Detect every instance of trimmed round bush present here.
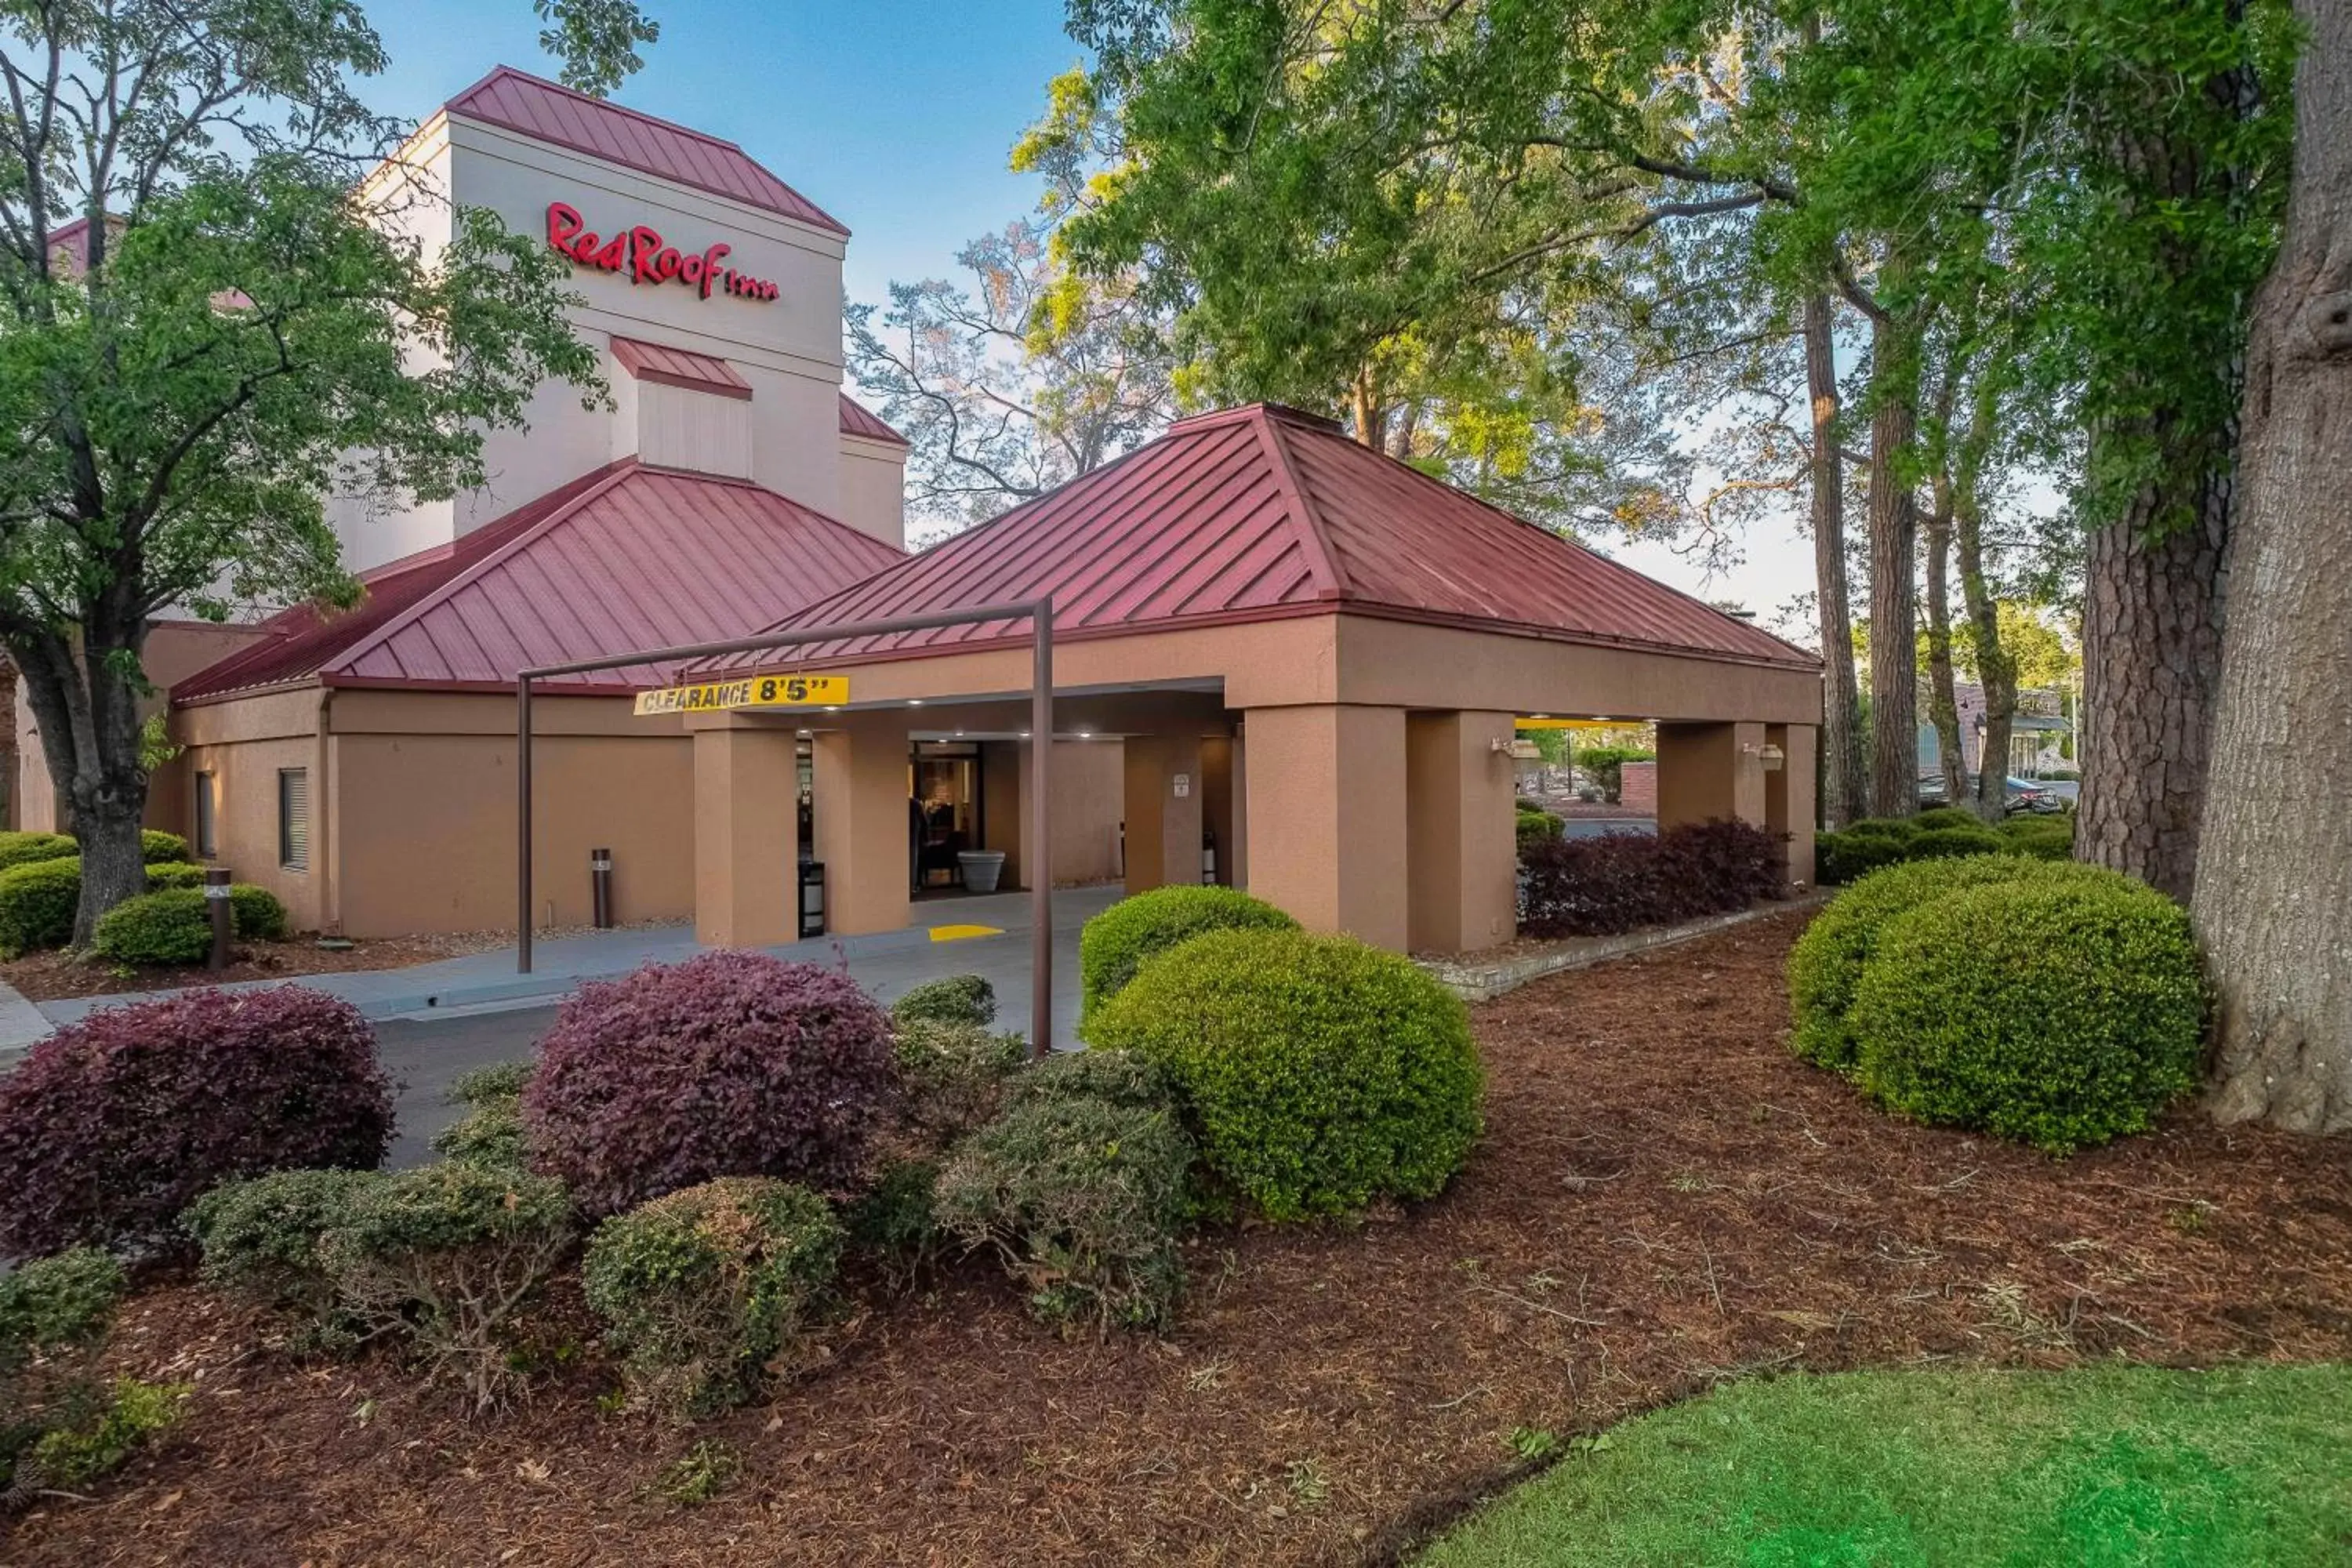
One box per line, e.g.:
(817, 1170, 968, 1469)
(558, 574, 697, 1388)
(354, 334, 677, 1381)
(1905, 825, 2010, 861)
(1087, 928, 1483, 1221)
(145, 862, 205, 890)
(1000, 1047, 1176, 1116)
(0, 1247, 126, 1377)
(1842, 818, 1921, 842)
(0, 831, 78, 873)
(1815, 829, 1907, 887)
(893, 1018, 1027, 1137)
(184, 1167, 384, 1334)
(890, 974, 996, 1029)
(1788, 856, 2113, 1074)
(1911, 806, 1985, 832)
(91, 887, 211, 964)
(0, 985, 393, 1258)
(1078, 885, 1298, 1025)
(228, 884, 289, 941)
(583, 1177, 843, 1417)
(1851, 878, 2205, 1152)
(523, 951, 896, 1218)
(0, 857, 81, 956)
(140, 830, 190, 865)
(1515, 809, 1562, 856)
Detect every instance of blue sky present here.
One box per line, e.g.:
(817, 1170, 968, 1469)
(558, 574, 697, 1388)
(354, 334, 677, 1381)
(367, 0, 1081, 310)
(361, 0, 1820, 619)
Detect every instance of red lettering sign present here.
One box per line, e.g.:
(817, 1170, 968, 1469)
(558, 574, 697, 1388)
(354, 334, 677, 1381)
(544, 201, 779, 305)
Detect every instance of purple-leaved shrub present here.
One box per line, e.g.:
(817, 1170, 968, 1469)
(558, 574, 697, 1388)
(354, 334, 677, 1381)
(523, 952, 895, 1217)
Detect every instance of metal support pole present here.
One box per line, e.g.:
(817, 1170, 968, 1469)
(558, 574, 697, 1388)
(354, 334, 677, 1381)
(517, 678, 534, 975)
(1029, 597, 1053, 1058)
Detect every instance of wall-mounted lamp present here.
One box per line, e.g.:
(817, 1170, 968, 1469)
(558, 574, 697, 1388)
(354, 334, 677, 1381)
(1759, 743, 1786, 772)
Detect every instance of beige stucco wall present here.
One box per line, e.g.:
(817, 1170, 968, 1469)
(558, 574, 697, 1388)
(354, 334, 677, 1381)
(837, 434, 909, 551)
(16, 619, 274, 837)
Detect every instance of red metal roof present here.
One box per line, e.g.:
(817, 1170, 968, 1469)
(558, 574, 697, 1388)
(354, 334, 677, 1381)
(445, 67, 848, 237)
(174, 459, 904, 701)
(692, 404, 1819, 676)
(838, 394, 908, 447)
(610, 336, 751, 400)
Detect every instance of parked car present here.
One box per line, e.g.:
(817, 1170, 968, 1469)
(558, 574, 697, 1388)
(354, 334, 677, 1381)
(1916, 773, 2065, 815)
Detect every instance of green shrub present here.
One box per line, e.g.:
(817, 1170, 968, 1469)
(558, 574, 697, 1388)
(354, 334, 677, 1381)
(1574, 745, 1654, 804)
(144, 862, 205, 890)
(1080, 884, 1299, 1025)
(935, 1091, 1192, 1331)
(433, 1098, 530, 1170)
(1906, 825, 2010, 861)
(229, 884, 289, 940)
(140, 830, 190, 865)
(1842, 818, 1921, 841)
(24, 1377, 189, 1487)
(184, 1168, 383, 1340)
(2000, 815, 2077, 861)
(1788, 857, 2111, 1074)
(894, 1018, 1028, 1137)
(1851, 879, 2206, 1152)
(1515, 810, 1561, 856)
(89, 887, 210, 964)
(0, 832, 78, 873)
(890, 974, 996, 1029)
(0, 857, 80, 956)
(0, 1248, 125, 1378)
(451, 1061, 535, 1105)
(318, 1163, 575, 1413)
(840, 1159, 943, 1290)
(1000, 1048, 1177, 1116)
(583, 1178, 842, 1418)
(1912, 806, 1985, 832)
(1088, 928, 1483, 1221)
(1815, 829, 1910, 887)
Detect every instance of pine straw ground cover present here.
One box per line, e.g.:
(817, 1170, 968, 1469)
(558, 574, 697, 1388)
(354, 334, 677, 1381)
(9, 909, 2352, 1566)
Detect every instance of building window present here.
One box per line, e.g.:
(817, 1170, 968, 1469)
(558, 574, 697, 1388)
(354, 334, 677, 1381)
(278, 768, 309, 871)
(194, 771, 216, 859)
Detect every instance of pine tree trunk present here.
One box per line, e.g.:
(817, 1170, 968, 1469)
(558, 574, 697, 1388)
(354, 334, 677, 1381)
(1922, 506, 1966, 803)
(1865, 313, 1920, 818)
(1806, 293, 1868, 827)
(2075, 477, 2227, 902)
(2198, 0, 2352, 1131)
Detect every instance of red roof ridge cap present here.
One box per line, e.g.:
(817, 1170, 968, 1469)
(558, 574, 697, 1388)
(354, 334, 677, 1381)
(448, 65, 754, 157)
(1250, 408, 1349, 601)
(318, 458, 645, 681)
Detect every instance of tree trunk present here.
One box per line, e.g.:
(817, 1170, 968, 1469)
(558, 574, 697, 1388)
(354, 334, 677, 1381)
(1805, 293, 1868, 827)
(13, 627, 154, 944)
(2198, 0, 2352, 1131)
(1952, 379, 2013, 823)
(2074, 473, 2227, 902)
(1865, 313, 1920, 818)
(1922, 504, 1966, 804)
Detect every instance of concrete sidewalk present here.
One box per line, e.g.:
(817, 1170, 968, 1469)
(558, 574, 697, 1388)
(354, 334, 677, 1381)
(1, 883, 1123, 1053)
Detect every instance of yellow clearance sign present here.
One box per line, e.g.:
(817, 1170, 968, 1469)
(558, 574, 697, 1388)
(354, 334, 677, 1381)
(633, 674, 850, 717)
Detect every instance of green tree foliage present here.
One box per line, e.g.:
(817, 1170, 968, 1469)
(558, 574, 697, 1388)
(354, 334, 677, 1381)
(0, 0, 615, 938)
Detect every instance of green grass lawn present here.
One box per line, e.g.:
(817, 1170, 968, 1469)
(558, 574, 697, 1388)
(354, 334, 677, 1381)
(1418, 1365, 2352, 1567)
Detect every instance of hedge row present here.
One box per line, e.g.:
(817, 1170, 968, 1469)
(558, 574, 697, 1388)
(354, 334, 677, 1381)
(0, 857, 287, 961)
(1519, 818, 1785, 938)
(1817, 810, 2074, 885)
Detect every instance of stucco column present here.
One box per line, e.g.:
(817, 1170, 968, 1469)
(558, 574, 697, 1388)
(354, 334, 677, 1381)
(1242, 703, 1409, 949)
(1123, 731, 1203, 891)
(980, 739, 1026, 889)
(812, 717, 911, 936)
(1768, 723, 1818, 887)
(692, 721, 798, 948)
(1656, 720, 1769, 829)
(1406, 710, 1519, 953)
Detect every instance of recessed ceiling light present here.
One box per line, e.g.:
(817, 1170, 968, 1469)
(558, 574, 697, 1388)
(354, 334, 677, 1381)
(908, 699, 924, 706)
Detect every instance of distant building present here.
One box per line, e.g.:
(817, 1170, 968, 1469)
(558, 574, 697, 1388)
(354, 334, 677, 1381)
(1917, 683, 2074, 779)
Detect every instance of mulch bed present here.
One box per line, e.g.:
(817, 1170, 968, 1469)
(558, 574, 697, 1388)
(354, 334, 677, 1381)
(10, 910, 2351, 1566)
(0, 936, 495, 1002)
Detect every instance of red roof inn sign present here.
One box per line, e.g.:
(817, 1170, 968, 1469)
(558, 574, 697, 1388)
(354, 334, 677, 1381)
(545, 201, 780, 303)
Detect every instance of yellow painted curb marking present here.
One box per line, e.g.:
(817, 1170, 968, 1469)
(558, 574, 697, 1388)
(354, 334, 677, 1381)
(927, 924, 1004, 943)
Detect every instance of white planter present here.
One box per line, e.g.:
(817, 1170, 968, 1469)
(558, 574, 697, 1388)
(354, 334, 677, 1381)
(957, 850, 1007, 894)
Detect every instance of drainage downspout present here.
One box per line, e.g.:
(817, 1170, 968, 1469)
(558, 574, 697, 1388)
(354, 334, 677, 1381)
(315, 685, 336, 935)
